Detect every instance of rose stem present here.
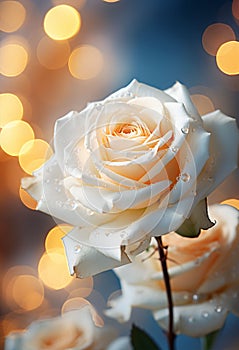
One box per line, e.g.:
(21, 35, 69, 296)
(155, 236, 175, 350)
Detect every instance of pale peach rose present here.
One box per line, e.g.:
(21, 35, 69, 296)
(4, 306, 116, 350)
(22, 80, 238, 277)
(105, 204, 239, 337)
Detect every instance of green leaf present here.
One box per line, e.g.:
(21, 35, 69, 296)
(200, 330, 220, 350)
(130, 324, 161, 350)
(176, 198, 215, 238)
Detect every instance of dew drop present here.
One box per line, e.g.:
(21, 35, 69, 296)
(202, 311, 209, 318)
(56, 200, 63, 207)
(44, 179, 51, 184)
(74, 245, 81, 253)
(188, 316, 195, 323)
(215, 305, 223, 313)
(171, 146, 179, 153)
(181, 127, 189, 134)
(192, 294, 200, 302)
(181, 173, 190, 182)
(208, 177, 214, 182)
(65, 199, 77, 211)
(55, 186, 62, 193)
(191, 127, 196, 133)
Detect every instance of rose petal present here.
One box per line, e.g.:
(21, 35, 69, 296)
(164, 81, 202, 123)
(62, 234, 131, 278)
(154, 298, 228, 337)
(106, 337, 132, 350)
(195, 110, 238, 203)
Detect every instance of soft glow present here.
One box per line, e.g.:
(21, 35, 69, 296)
(68, 45, 103, 79)
(216, 41, 239, 75)
(52, 0, 86, 8)
(190, 94, 214, 116)
(3, 265, 36, 309)
(0, 93, 23, 127)
(12, 275, 44, 311)
(45, 224, 73, 254)
(0, 1, 26, 33)
(38, 252, 73, 290)
(19, 187, 37, 210)
(0, 43, 28, 77)
(232, 0, 239, 20)
(0, 120, 34, 156)
(18, 139, 53, 175)
(202, 23, 236, 56)
(44, 5, 81, 41)
(221, 198, 239, 210)
(103, 0, 120, 2)
(37, 36, 71, 70)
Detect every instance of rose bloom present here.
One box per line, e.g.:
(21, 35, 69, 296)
(22, 80, 238, 277)
(105, 204, 239, 337)
(4, 306, 116, 350)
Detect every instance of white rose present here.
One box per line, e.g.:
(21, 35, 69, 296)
(4, 306, 116, 350)
(22, 80, 238, 277)
(105, 204, 239, 337)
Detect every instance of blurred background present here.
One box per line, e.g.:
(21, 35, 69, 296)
(0, 0, 239, 349)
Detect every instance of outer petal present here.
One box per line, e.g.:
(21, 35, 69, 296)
(63, 234, 131, 278)
(154, 299, 228, 337)
(164, 81, 202, 123)
(4, 333, 24, 350)
(106, 79, 175, 104)
(195, 110, 238, 204)
(106, 337, 132, 350)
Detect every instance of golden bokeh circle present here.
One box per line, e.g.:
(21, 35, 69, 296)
(0, 120, 34, 156)
(38, 252, 73, 290)
(0, 43, 28, 77)
(216, 40, 239, 75)
(18, 139, 53, 175)
(0, 1, 26, 33)
(44, 5, 81, 41)
(68, 45, 104, 80)
(202, 23, 236, 56)
(37, 36, 71, 70)
(0, 93, 23, 127)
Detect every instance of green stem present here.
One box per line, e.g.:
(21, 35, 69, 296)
(155, 236, 175, 350)
(200, 331, 219, 350)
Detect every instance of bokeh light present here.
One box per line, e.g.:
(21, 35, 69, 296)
(232, 0, 239, 20)
(18, 139, 53, 175)
(0, 120, 34, 156)
(37, 36, 71, 70)
(190, 94, 214, 115)
(52, 0, 86, 8)
(68, 45, 104, 79)
(38, 252, 73, 290)
(0, 1, 26, 33)
(103, 0, 120, 3)
(221, 198, 239, 210)
(19, 187, 37, 210)
(45, 224, 73, 254)
(0, 43, 28, 77)
(0, 93, 23, 127)
(216, 40, 239, 75)
(12, 275, 44, 311)
(202, 23, 236, 56)
(43, 5, 81, 41)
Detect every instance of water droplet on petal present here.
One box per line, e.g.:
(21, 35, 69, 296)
(208, 177, 214, 182)
(192, 294, 200, 302)
(188, 316, 195, 323)
(74, 245, 81, 253)
(191, 127, 196, 132)
(55, 186, 62, 193)
(215, 305, 223, 313)
(202, 311, 209, 318)
(171, 146, 179, 153)
(44, 179, 51, 184)
(181, 127, 189, 134)
(56, 200, 63, 207)
(181, 173, 190, 182)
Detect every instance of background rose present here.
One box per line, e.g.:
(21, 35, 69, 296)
(4, 306, 116, 350)
(105, 204, 239, 337)
(22, 80, 238, 277)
